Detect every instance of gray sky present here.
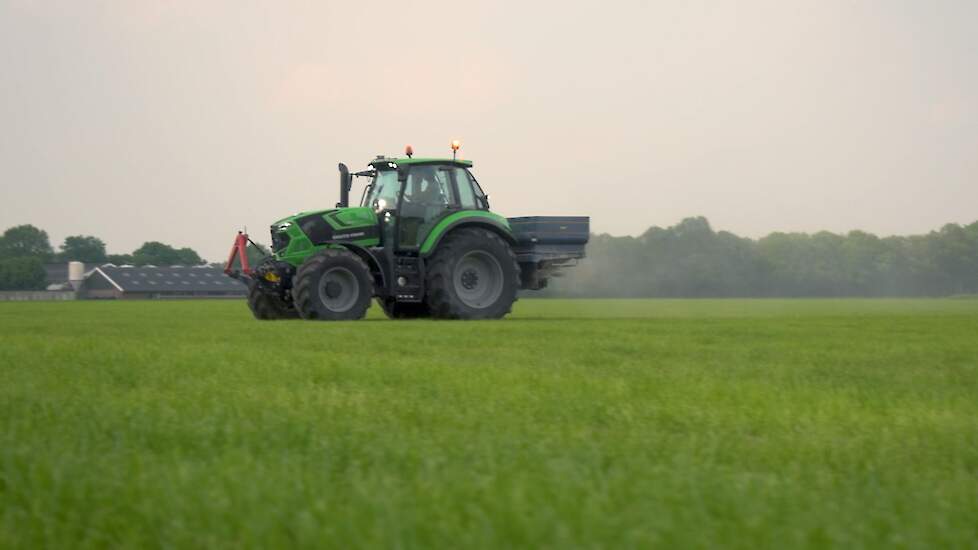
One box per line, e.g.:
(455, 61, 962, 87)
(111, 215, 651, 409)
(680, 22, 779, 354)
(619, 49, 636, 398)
(1, 1, 975, 261)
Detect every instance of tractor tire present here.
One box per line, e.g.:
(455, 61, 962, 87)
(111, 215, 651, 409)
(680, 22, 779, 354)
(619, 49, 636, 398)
(247, 283, 299, 320)
(377, 298, 431, 319)
(292, 248, 373, 321)
(425, 227, 520, 320)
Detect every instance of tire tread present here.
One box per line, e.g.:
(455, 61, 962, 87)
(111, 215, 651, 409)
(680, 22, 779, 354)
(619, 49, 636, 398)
(247, 283, 298, 320)
(425, 228, 519, 320)
(292, 248, 373, 320)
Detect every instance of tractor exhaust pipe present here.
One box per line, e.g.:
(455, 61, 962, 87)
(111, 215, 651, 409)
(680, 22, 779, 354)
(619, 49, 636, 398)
(337, 163, 351, 208)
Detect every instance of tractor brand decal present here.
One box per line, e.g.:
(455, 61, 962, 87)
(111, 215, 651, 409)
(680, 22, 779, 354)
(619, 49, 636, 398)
(333, 226, 379, 241)
(333, 231, 366, 240)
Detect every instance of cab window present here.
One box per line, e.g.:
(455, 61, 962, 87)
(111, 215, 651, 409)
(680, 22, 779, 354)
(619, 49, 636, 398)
(454, 168, 481, 210)
(405, 167, 455, 206)
(363, 170, 399, 211)
(399, 166, 456, 246)
(471, 175, 489, 209)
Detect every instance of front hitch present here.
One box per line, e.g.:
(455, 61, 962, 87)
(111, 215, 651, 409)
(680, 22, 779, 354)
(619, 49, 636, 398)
(224, 231, 254, 280)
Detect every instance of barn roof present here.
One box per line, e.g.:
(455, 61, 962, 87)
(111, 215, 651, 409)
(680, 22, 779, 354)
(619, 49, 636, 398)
(93, 266, 247, 293)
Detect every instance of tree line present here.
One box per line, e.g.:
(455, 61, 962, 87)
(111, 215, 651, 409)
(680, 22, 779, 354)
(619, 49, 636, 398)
(3, 218, 976, 295)
(0, 224, 206, 290)
(544, 217, 978, 298)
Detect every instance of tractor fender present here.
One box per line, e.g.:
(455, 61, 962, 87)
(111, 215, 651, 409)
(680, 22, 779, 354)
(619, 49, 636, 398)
(333, 243, 386, 291)
(420, 216, 516, 257)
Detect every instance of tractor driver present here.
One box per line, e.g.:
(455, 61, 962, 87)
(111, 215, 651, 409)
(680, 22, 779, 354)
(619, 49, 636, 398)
(406, 167, 450, 207)
(400, 167, 452, 245)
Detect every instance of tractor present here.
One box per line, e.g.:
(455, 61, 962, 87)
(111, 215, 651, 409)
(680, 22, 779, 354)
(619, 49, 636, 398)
(225, 143, 588, 320)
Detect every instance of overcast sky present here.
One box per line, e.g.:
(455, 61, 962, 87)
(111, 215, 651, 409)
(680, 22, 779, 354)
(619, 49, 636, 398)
(1, 1, 975, 261)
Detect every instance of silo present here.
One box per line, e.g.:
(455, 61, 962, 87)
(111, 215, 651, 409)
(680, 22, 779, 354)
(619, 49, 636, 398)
(68, 261, 85, 290)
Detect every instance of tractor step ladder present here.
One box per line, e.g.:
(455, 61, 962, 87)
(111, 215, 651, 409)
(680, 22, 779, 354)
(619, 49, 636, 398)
(393, 256, 424, 303)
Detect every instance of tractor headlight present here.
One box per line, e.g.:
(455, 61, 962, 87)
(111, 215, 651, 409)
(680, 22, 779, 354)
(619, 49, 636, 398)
(276, 222, 292, 232)
(374, 198, 387, 213)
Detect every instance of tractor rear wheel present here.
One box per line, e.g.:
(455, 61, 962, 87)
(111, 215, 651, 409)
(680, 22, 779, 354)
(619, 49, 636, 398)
(425, 227, 519, 320)
(247, 283, 299, 320)
(377, 298, 430, 319)
(292, 248, 373, 320)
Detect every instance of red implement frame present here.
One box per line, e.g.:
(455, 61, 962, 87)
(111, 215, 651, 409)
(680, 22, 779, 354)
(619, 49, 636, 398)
(224, 231, 252, 277)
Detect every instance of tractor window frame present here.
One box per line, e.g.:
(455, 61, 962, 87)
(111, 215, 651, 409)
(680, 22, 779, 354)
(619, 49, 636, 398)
(452, 168, 486, 211)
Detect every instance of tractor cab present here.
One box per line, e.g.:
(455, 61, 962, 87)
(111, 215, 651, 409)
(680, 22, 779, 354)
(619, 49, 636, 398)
(355, 156, 489, 250)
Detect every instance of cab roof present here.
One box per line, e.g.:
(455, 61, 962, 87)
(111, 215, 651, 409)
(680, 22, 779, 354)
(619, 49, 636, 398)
(368, 156, 473, 169)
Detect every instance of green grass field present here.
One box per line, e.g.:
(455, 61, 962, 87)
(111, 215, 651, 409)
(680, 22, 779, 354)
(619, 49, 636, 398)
(1, 299, 977, 549)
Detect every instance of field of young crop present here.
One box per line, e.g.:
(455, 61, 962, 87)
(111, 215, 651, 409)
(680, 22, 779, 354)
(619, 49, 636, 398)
(1, 298, 976, 548)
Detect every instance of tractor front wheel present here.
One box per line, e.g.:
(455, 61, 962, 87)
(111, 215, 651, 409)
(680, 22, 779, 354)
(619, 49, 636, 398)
(247, 283, 299, 320)
(425, 228, 519, 320)
(292, 248, 373, 321)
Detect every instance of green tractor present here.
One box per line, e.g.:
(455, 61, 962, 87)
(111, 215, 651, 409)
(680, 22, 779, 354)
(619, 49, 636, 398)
(225, 144, 588, 320)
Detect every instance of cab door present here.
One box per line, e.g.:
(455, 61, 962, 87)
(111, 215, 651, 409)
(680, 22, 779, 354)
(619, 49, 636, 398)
(397, 165, 459, 249)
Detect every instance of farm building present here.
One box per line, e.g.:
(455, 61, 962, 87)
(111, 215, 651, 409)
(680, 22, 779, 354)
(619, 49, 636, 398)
(43, 261, 87, 291)
(43, 263, 72, 290)
(80, 265, 247, 299)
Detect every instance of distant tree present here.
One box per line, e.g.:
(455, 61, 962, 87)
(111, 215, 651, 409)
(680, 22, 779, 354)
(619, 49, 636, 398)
(545, 217, 978, 298)
(106, 253, 134, 265)
(0, 257, 46, 290)
(132, 242, 175, 265)
(58, 235, 107, 263)
(930, 223, 978, 295)
(175, 247, 205, 266)
(131, 242, 205, 266)
(0, 225, 53, 261)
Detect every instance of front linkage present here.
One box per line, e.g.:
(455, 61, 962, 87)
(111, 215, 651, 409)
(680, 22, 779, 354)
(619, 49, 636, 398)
(224, 231, 298, 319)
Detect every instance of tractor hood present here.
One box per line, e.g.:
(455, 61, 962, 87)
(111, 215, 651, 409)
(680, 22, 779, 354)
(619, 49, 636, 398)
(270, 207, 380, 263)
